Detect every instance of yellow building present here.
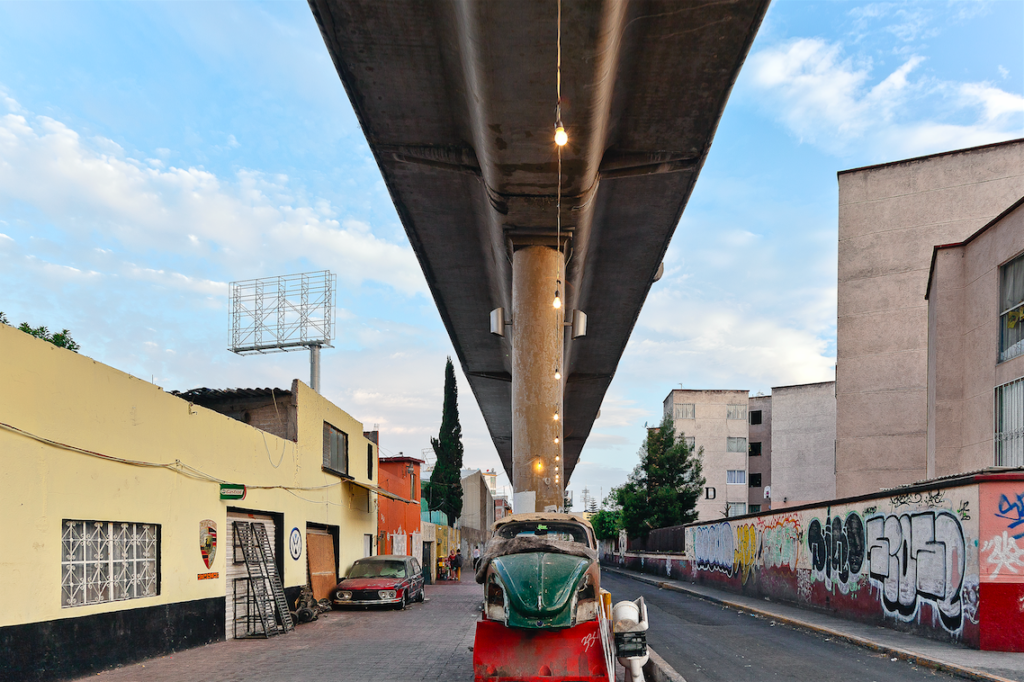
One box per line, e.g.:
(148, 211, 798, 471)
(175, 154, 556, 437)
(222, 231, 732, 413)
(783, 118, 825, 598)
(0, 323, 382, 679)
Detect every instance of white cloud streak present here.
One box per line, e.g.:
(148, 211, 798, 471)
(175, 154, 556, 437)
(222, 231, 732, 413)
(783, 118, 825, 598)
(747, 38, 1024, 159)
(0, 104, 426, 296)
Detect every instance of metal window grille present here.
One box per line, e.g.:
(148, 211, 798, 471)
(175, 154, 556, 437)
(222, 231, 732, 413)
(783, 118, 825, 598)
(323, 423, 349, 474)
(996, 378, 1024, 467)
(674, 403, 695, 420)
(727, 437, 747, 453)
(727, 470, 746, 484)
(61, 521, 158, 608)
(749, 410, 762, 425)
(727, 404, 747, 420)
(749, 473, 762, 488)
(749, 442, 762, 457)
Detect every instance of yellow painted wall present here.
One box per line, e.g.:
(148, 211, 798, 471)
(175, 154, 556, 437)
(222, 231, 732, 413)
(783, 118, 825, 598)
(0, 324, 377, 628)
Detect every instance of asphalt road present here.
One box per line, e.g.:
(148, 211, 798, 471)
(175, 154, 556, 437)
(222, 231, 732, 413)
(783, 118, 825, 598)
(600, 572, 963, 682)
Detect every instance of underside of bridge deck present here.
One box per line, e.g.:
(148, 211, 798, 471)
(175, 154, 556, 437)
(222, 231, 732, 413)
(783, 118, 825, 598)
(310, 0, 769, 484)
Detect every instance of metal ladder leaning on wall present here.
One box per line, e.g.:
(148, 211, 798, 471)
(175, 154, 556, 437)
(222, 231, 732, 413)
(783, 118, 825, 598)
(233, 521, 295, 637)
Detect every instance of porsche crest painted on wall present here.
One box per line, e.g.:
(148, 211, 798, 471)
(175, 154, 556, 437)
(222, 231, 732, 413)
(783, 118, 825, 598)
(200, 520, 217, 569)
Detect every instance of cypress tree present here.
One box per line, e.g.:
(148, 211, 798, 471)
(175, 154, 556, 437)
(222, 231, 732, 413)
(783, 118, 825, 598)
(427, 357, 464, 525)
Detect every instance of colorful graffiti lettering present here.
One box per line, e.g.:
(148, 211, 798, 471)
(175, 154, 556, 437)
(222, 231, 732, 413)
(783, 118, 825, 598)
(808, 513, 865, 590)
(758, 515, 801, 571)
(981, 531, 1024, 577)
(692, 522, 734, 576)
(995, 493, 1024, 540)
(866, 511, 966, 632)
(734, 524, 758, 584)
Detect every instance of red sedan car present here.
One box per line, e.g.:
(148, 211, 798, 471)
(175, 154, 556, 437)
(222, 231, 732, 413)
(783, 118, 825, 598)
(332, 555, 425, 610)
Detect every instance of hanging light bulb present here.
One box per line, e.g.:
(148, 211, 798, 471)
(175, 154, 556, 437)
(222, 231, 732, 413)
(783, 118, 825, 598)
(553, 289, 562, 309)
(556, 456, 560, 461)
(553, 411, 559, 421)
(554, 370, 561, 380)
(554, 124, 568, 147)
(554, 437, 559, 444)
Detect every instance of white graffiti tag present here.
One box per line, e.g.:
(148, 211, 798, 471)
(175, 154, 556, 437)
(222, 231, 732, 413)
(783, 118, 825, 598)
(865, 511, 966, 632)
(982, 531, 1024, 577)
(692, 522, 734, 576)
(581, 632, 600, 652)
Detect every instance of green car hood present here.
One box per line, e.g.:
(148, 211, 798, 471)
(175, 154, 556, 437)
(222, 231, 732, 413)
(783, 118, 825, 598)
(492, 552, 592, 629)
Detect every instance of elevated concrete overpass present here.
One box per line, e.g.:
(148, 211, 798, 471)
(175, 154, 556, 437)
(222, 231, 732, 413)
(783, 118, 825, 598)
(310, 0, 769, 502)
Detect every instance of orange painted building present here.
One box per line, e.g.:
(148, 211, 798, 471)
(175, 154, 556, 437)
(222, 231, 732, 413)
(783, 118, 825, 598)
(377, 455, 423, 557)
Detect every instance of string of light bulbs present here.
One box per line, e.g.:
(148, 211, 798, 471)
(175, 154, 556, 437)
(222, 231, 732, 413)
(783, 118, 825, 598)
(552, 0, 566, 490)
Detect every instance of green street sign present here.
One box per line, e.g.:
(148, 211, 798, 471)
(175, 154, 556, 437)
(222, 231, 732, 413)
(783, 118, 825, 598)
(220, 484, 246, 500)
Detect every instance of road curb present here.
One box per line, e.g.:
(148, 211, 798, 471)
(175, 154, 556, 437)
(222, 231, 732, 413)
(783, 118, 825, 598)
(643, 646, 687, 682)
(603, 567, 1015, 682)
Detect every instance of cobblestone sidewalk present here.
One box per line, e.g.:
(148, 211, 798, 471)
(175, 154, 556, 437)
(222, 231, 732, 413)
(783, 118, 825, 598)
(77, 581, 481, 682)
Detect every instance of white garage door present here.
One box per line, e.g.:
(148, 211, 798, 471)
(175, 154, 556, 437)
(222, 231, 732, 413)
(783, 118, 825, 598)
(225, 511, 277, 640)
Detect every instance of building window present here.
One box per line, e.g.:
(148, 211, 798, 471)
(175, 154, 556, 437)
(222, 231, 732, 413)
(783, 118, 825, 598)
(323, 422, 349, 475)
(749, 504, 762, 513)
(996, 378, 1024, 467)
(1000, 253, 1024, 363)
(727, 502, 746, 517)
(749, 410, 762, 425)
(749, 473, 762, 488)
(749, 442, 762, 457)
(367, 444, 374, 480)
(727, 437, 747, 453)
(61, 520, 158, 608)
(727, 404, 747, 420)
(674, 403, 695, 420)
(727, 470, 746, 485)
(683, 436, 695, 449)
(411, 472, 417, 501)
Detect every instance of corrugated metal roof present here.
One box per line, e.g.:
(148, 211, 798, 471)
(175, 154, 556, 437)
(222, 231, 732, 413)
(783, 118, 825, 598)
(170, 387, 291, 401)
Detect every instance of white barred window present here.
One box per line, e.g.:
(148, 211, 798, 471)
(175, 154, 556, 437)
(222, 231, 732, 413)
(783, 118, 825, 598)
(673, 403, 695, 420)
(727, 470, 746, 484)
(61, 521, 158, 608)
(996, 379, 1024, 467)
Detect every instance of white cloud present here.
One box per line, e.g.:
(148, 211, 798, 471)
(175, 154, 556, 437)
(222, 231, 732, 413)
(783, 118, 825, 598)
(628, 287, 836, 391)
(747, 38, 1024, 159)
(0, 104, 427, 296)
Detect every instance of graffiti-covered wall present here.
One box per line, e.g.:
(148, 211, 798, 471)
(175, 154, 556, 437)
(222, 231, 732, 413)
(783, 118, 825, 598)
(601, 473, 1024, 651)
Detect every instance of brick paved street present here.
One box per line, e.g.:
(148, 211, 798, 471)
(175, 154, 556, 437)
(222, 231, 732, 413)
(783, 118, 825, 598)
(77, 580, 480, 682)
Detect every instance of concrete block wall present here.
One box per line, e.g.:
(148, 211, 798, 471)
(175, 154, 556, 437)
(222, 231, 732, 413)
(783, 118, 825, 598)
(602, 471, 1024, 651)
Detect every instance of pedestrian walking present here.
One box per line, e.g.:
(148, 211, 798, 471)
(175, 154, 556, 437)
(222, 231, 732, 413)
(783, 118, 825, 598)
(454, 549, 463, 581)
(472, 545, 481, 571)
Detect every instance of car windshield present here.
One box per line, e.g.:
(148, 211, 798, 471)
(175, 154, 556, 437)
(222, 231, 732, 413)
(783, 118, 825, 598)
(348, 560, 407, 579)
(496, 522, 589, 544)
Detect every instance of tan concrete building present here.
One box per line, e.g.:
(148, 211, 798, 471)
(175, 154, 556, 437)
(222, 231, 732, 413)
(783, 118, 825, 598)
(927, 196, 1024, 473)
(746, 394, 771, 513)
(770, 381, 837, 508)
(836, 139, 1024, 497)
(459, 469, 496, 556)
(664, 389, 750, 520)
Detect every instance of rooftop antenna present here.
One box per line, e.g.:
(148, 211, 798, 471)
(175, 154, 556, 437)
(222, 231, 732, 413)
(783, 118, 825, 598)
(228, 270, 337, 393)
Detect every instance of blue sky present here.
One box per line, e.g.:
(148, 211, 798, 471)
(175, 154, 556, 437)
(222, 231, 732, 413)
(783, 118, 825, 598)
(1, 1, 1021, 508)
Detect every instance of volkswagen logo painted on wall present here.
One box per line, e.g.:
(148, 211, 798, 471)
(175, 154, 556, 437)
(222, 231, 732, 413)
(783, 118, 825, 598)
(289, 527, 302, 560)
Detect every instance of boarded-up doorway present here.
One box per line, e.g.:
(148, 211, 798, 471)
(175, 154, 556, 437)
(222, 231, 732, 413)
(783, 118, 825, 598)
(306, 525, 337, 601)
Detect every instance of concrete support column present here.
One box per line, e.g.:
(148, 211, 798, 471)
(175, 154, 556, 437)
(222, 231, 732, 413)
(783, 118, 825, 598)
(511, 245, 564, 513)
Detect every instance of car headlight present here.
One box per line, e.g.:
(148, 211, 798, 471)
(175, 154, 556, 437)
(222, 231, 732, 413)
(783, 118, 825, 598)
(337, 591, 352, 600)
(378, 590, 397, 599)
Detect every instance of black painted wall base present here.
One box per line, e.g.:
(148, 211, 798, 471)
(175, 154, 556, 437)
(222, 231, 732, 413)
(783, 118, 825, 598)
(0, 597, 225, 682)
